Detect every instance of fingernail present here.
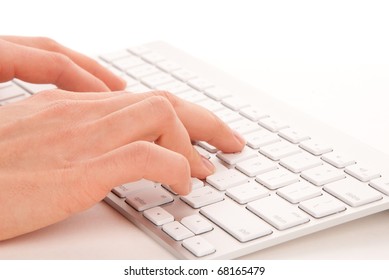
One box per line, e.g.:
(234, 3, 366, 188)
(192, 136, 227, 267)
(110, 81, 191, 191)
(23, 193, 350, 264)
(201, 155, 215, 174)
(233, 130, 246, 145)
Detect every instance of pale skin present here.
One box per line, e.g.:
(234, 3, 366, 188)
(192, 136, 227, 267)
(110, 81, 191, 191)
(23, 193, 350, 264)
(0, 36, 246, 241)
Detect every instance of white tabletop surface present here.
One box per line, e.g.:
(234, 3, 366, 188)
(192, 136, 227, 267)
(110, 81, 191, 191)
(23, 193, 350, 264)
(1, 0, 389, 260)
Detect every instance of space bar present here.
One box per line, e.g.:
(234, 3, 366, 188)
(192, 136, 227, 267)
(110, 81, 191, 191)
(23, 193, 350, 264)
(200, 200, 272, 242)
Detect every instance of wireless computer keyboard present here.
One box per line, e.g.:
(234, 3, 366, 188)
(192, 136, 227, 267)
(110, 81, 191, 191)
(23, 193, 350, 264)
(1, 41, 388, 260)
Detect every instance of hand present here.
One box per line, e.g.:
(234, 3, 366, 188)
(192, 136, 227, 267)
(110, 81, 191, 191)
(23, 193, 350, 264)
(0, 90, 246, 241)
(0, 35, 126, 91)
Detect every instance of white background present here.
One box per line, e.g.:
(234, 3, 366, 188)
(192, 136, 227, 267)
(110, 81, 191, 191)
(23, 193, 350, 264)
(2, 0, 389, 154)
(1, 0, 389, 262)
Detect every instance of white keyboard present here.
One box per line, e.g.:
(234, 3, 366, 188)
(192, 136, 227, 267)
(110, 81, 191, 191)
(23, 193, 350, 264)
(1, 41, 389, 259)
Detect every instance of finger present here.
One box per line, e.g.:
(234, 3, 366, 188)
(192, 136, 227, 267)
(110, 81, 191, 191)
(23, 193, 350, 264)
(85, 96, 214, 179)
(0, 36, 126, 91)
(0, 39, 110, 92)
(83, 141, 192, 196)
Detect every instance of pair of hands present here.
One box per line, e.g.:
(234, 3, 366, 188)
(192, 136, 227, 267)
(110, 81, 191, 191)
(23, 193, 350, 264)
(0, 36, 245, 240)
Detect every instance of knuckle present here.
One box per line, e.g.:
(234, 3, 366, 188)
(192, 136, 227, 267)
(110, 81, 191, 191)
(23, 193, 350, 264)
(130, 141, 152, 177)
(153, 90, 179, 107)
(145, 95, 177, 124)
(37, 36, 61, 52)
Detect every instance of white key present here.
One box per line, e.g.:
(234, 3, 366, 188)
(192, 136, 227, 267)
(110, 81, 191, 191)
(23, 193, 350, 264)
(259, 140, 301, 160)
(141, 52, 165, 64)
(0, 93, 30, 105)
(126, 64, 159, 78)
(178, 90, 208, 103)
(256, 168, 299, 190)
(277, 181, 321, 203)
(259, 117, 289, 132)
(214, 109, 244, 123)
(226, 181, 269, 204)
(126, 84, 151, 94)
(141, 73, 175, 88)
(156, 60, 181, 72)
(204, 87, 232, 101)
(370, 177, 389, 196)
(161, 184, 178, 195)
(210, 158, 229, 173)
(0, 82, 12, 89)
(299, 140, 333, 156)
(125, 186, 173, 211)
(201, 200, 272, 242)
(191, 178, 205, 190)
(14, 80, 56, 94)
(182, 236, 216, 257)
(194, 145, 210, 159)
(198, 141, 218, 153)
(181, 215, 213, 234)
(247, 195, 310, 230)
(158, 81, 191, 94)
(221, 96, 249, 111)
(113, 56, 144, 70)
(181, 186, 224, 208)
(245, 130, 281, 149)
(0, 85, 27, 101)
(324, 178, 383, 207)
(127, 46, 151, 56)
(321, 152, 356, 168)
(172, 69, 197, 81)
(216, 147, 258, 165)
(299, 193, 346, 218)
(121, 74, 140, 87)
(206, 169, 249, 191)
(301, 164, 346, 186)
(280, 152, 323, 173)
(236, 156, 278, 177)
(278, 128, 310, 144)
(100, 50, 131, 62)
(239, 106, 268, 121)
(162, 221, 194, 241)
(112, 179, 156, 198)
(143, 206, 174, 226)
(197, 99, 225, 112)
(228, 119, 262, 135)
(345, 164, 381, 182)
(187, 78, 214, 91)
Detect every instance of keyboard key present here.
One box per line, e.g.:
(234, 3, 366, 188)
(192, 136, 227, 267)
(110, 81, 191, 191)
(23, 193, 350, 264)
(125, 186, 173, 211)
(172, 69, 197, 81)
(247, 195, 310, 230)
(0, 84, 28, 101)
(198, 141, 218, 153)
(143, 206, 174, 226)
(126, 83, 151, 94)
(216, 147, 258, 165)
(182, 236, 216, 257)
(278, 128, 310, 144)
(181, 186, 224, 208)
(226, 181, 269, 204)
(187, 78, 214, 91)
(206, 169, 249, 191)
(299, 193, 346, 218)
(299, 140, 333, 156)
(280, 152, 323, 173)
(239, 106, 268, 121)
(204, 87, 232, 101)
(370, 177, 389, 196)
(158, 81, 192, 94)
(345, 164, 381, 182)
(259, 117, 289, 132)
(141, 52, 165, 64)
(14, 80, 56, 94)
(100, 50, 131, 62)
(127, 45, 151, 55)
(236, 156, 278, 177)
(200, 200, 272, 242)
(113, 56, 145, 70)
(178, 90, 208, 103)
(181, 214, 213, 234)
(277, 181, 322, 203)
(214, 109, 244, 123)
(324, 178, 383, 207)
(0, 93, 31, 105)
(259, 140, 301, 160)
(194, 145, 210, 159)
(221, 96, 249, 111)
(156, 60, 181, 72)
(112, 179, 156, 198)
(228, 119, 262, 135)
(191, 177, 205, 190)
(301, 164, 346, 186)
(197, 99, 225, 112)
(141, 72, 175, 88)
(126, 64, 159, 78)
(162, 221, 194, 241)
(245, 130, 281, 149)
(321, 152, 356, 168)
(256, 168, 299, 190)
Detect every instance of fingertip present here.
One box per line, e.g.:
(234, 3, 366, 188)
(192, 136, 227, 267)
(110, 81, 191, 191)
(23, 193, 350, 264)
(232, 130, 247, 148)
